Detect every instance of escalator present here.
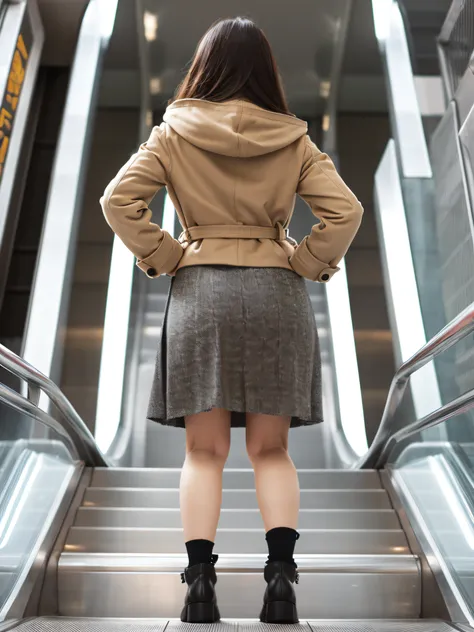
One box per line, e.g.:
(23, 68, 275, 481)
(1, 314, 474, 624)
(1, 0, 474, 627)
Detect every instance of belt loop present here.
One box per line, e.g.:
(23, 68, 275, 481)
(178, 229, 189, 243)
(276, 222, 286, 241)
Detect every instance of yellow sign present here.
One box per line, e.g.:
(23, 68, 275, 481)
(0, 33, 29, 182)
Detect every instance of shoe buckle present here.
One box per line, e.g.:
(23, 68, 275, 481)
(295, 571, 300, 584)
(211, 554, 219, 565)
(180, 572, 186, 583)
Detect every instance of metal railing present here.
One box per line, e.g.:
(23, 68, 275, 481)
(359, 301, 474, 468)
(438, 0, 474, 98)
(0, 343, 109, 467)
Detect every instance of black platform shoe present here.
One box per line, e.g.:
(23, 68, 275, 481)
(259, 560, 299, 623)
(180, 553, 220, 622)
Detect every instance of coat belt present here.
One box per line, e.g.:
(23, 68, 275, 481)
(178, 222, 289, 243)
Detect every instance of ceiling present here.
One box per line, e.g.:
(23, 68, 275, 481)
(35, 0, 452, 117)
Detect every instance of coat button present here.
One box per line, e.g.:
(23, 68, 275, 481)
(147, 267, 157, 277)
(321, 273, 330, 281)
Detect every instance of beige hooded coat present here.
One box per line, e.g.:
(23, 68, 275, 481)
(100, 98, 363, 282)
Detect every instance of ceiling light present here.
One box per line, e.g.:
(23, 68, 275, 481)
(150, 76, 162, 95)
(144, 11, 158, 42)
(320, 81, 331, 99)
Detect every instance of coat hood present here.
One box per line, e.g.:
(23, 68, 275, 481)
(163, 98, 308, 158)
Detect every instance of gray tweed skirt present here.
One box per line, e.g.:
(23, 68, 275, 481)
(147, 265, 323, 428)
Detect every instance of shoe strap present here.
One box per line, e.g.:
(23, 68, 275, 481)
(181, 554, 218, 583)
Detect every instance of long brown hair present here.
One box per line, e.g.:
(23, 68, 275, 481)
(172, 17, 292, 116)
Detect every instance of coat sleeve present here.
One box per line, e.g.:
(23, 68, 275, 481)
(289, 135, 364, 282)
(100, 123, 184, 278)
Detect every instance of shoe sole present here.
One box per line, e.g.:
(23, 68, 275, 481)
(260, 600, 299, 623)
(181, 601, 221, 623)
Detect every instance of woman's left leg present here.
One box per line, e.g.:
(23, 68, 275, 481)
(179, 407, 231, 624)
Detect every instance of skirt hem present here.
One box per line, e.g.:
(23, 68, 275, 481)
(147, 403, 324, 429)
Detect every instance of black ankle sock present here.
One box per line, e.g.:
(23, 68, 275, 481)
(265, 527, 300, 565)
(185, 538, 215, 566)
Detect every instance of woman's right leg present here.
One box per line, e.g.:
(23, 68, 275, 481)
(180, 407, 231, 549)
(246, 412, 300, 623)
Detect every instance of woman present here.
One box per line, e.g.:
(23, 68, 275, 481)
(101, 16, 363, 624)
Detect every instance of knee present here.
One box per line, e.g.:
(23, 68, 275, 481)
(186, 440, 230, 466)
(246, 441, 288, 464)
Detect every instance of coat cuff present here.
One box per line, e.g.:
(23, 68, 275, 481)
(289, 237, 339, 282)
(136, 231, 184, 278)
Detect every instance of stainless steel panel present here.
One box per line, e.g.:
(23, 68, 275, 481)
(57, 569, 420, 618)
(75, 507, 400, 530)
(59, 552, 418, 573)
(90, 468, 382, 490)
(386, 465, 473, 625)
(64, 527, 408, 555)
(82, 488, 391, 510)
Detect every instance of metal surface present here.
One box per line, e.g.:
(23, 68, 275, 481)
(430, 101, 474, 330)
(308, 624, 454, 632)
(5, 620, 168, 632)
(358, 299, 474, 468)
(57, 562, 420, 618)
(59, 552, 418, 574)
(52, 467, 419, 618)
(373, 140, 441, 417)
(380, 1, 432, 178)
(64, 526, 408, 555)
(37, 468, 93, 617)
(0, 344, 109, 467)
(0, 455, 80, 621)
(5, 619, 459, 632)
(460, 97, 474, 229)
(438, 0, 474, 96)
(0, 383, 80, 461)
(386, 464, 474, 625)
(75, 506, 400, 529)
(21, 0, 118, 392)
(90, 467, 382, 489)
(376, 386, 474, 467)
(381, 469, 451, 621)
(82, 487, 392, 510)
(318, 0, 366, 463)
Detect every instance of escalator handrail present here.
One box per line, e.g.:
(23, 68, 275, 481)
(0, 343, 110, 467)
(358, 301, 474, 469)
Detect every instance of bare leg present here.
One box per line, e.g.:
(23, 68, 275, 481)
(180, 408, 231, 542)
(246, 413, 299, 530)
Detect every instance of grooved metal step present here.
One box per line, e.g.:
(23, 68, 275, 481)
(90, 468, 382, 490)
(75, 507, 401, 529)
(6, 618, 459, 632)
(82, 488, 391, 510)
(64, 526, 409, 555)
